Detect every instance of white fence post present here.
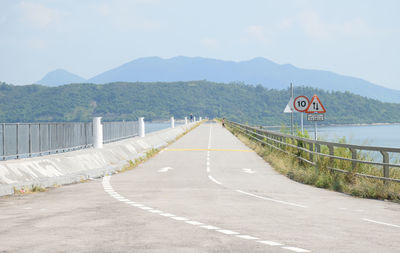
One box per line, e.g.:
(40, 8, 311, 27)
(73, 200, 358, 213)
(138, 117, 145, 137)
(199, 117, 202, 121)
(171, 117, 175, 128)
(184, 117, 188, 125)
(93, 117, 103, 149)
(194, 116, 196, 122)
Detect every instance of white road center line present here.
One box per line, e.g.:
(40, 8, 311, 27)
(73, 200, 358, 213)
(160, 213, 175, 217)
(236, 190, 308, 209)
(282, 246, 311, 252)
(185, 221, 203, 225)
(102, 130, 313, 252)
(158, 167, 173, 172)
(200, 225, 220, 230)
(217, 229, 239, 235)
(208, 175, 222, 185)
(362, 218, 400, 228)
(139, 206, 153, 210)
(257, 240, 283, 246)
(236, 235, 259, 240)
(171, 217, 189, 221)
(242, 168, 256, 174)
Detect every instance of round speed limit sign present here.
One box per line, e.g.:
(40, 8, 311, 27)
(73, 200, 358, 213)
(293, 96, 310, 112)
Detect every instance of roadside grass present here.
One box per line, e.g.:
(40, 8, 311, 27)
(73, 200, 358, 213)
(227, 124, 400, 203)
(14, 185, 47, 195)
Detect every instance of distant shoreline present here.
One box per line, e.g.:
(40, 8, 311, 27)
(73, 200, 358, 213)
(265, 122, 400, 128)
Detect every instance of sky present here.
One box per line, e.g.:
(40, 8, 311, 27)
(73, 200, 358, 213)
(1, 0, 399, 90)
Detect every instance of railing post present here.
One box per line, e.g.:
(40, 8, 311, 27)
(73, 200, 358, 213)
(184, 117, 188, 125)
(16, 123, 19, 159)
(194, 116, 196, 122)
(199, 117, 202, 121)
(170, 117, 175, 129)
(93, 117, 103, 149)
(315, 143, 321, 168)
(380, 151, 390, 179)
(138, 117, 145, 137)
(28, 124, 32, 157)
(327, 144, 334, 168)
(2, 123, 4, 160)
(309, 142, 314, 162)
(349, 148, 357, 171)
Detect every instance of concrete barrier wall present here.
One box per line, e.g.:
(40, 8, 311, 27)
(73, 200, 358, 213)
(0, 122, 199, 196)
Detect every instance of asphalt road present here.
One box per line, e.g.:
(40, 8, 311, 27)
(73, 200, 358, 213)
(1, 122, 400, 253)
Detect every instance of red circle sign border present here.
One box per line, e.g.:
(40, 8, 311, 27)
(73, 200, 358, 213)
(293, 95, 310, 112)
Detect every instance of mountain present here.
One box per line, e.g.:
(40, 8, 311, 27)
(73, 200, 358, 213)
(1, 81, 400, 125)
(88, 56, 400, 103)
(36, 69, 86, 86)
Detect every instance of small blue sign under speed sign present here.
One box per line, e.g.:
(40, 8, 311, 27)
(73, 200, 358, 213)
(293, 96, 310, 112)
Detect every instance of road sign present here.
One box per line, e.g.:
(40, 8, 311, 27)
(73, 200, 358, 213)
(305, 94, 326, 113)
(283, 97, 294, 113)
(307, 114, 324, 121)
(293, 96, 310, 112)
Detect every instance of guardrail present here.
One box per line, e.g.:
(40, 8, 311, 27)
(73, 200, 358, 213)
(0, 120, 138, 160)
(0, 117, 199, 161)
(227, 120, 400, 183)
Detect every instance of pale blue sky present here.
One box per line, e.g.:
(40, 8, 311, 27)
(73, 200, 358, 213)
(1, 0, 399, 89)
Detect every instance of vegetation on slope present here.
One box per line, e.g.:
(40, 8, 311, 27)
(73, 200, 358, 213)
(0, 81, 400, 125)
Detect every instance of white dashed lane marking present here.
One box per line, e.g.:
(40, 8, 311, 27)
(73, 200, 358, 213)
(235, 190, 308, 209)
(282, 246, 311, 252)
(102, 175, 311, 252)
(258, 240, 283, 246)
(362, 218, 400, 228)
(236, 235, 259, 240)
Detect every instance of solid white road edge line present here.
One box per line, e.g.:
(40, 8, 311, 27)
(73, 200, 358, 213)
(236, 190, 308, 209)
(362, 218, 400, 228)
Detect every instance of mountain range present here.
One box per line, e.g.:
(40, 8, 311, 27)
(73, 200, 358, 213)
(35, 56, 400, 103)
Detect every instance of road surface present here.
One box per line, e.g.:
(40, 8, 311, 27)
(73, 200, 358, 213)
(1, 122, 400, 252)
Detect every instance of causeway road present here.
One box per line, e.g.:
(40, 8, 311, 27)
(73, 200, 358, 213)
(1, 122, 400, 252)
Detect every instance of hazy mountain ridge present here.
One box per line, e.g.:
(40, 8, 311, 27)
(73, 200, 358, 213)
(37, 57, 400, 102)
(36, 69, 86, 87)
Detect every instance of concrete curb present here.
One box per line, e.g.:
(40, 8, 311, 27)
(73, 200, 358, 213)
(0, 122, 200, 196)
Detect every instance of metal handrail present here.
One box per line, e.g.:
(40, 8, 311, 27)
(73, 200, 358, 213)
(228, 120, 400, 182)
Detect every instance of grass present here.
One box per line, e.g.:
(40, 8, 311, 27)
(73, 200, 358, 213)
(14, 185, 47, 195)
(227, 123, 400, 203)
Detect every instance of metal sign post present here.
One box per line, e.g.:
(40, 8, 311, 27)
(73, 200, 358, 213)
(314, 118, 317, 140)
(301, 112, 304, 134)
(290, 83, 293, 135)
(283, 84, 295, 135)
(305, 95, 326, 140)
(293, 95, 310, 135)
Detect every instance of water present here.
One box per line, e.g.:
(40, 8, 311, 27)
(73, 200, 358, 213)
(269, 124, 400, 148)
(146, 122, 183, 134)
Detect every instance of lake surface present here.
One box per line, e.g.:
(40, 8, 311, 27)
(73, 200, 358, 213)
(147, 122, 183, 134)
(269, 124, 400, 148)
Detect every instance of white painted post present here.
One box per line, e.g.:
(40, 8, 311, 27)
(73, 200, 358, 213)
(184, 117, 188, 125)
(199, 117, 202, 121)
(194, 116, 196, 122)
(93, 117, 103, 149)
(138, 117, 145, 137)
(170, 117, 175, 128)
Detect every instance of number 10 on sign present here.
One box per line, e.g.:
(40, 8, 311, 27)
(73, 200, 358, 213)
(293, 96, 310, 134)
